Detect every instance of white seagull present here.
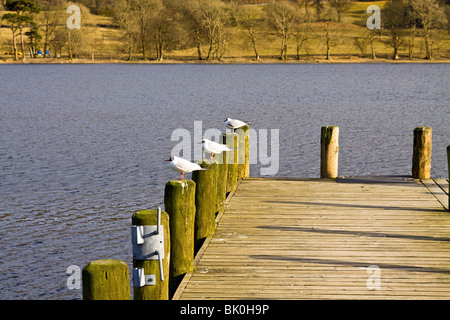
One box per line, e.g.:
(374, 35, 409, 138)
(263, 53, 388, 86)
(224, 118, 250, 132)
(202, 139, 233, 159)
(165, 156, 206, 180)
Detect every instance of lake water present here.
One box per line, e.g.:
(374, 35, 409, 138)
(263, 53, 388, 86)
(0, 63, 449, 299)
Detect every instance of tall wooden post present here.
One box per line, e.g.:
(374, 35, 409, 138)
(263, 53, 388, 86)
(447, 146, 450, 211)
(223, 132, 238, 193)
(320, 126, 339, 179)
(82, 259, 130, 300)
(164, 179, 196, 296)
(192, 159, 218, 251)
(412, 127, 432, 179)
(132, 209, 170, 300)
(213, 149, 228, 213)
(236, 125, 250, 179)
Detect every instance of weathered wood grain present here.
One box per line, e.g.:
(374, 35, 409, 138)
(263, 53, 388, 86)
(175, 177, 450, 300)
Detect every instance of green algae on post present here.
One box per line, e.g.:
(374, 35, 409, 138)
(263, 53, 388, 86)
(132, 209, 171, 300)
(164, 179, 196, 295)
(82, 259, 130, 300)
(192, 160, 218, 249)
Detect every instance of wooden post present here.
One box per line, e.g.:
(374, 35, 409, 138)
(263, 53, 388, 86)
(192, 159, 218, 251)
(320, 126, 339, 179)
(244, 130, 250, 178)
(132, 209, 170, 300)
(447, 146, 450, 211)
(164, 179, 195, 296)
(412, 127, 432, 179)
(236, 125, 250, 179)
(223, 132, 238, 194)
(82, 259, 130, 300)
(213, 149, 228, 213)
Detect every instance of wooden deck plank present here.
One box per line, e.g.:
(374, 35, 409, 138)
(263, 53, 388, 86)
(175, 177, 450, 300)
(434, 179, 449, 195)
(421, 179, 449, 210)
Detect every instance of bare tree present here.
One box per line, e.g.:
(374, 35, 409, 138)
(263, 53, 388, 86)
(194, 0, 231, 61)
(168, 0, 206, 60)
(353, 37, 366, 58)
(50, 4, 93, 60)
(354, 28, 378, 59)
(409, 0, 448, 59)
(65, 28, 82, 60)
(313, 0, 324, 21)
(328, 0, 352, 22)
(383, 0, 407, 60)
(292, 7, 313, 60)
(321, 6, 340, 60)
(323, 21, 340, 60)
(112, 0, 138, 61)
(354, 11, 380, 59)
(133, 0, 160, 60)
(367, 29, 378, 59)
(237, 4, 262, 60)
(300, 0, 314, 17)
(265, 1, 298, 60)
(152, 6, 181, 61)
(36, 0, 64, 58)
(406, 19, 416, 60)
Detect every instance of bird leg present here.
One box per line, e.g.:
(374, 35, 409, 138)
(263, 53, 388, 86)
(179, 172, 184, 180)
(210, 152, 214, 160)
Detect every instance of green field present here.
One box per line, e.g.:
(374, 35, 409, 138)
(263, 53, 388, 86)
(1, 1, 449, 62)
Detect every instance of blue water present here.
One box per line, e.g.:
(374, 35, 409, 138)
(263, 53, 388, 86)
(0, 63, 449, 299)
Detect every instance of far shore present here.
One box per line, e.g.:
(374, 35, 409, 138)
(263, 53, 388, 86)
(1, 55, 450, 65)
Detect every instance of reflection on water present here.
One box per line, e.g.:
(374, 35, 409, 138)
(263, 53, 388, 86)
(0, 64, 448, 299)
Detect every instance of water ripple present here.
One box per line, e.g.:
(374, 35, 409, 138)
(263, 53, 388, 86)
(0, 64, 448, 299)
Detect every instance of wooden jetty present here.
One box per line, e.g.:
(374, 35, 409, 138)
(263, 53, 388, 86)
(81, 127, 449, 300)
(174, 176, 450, 300)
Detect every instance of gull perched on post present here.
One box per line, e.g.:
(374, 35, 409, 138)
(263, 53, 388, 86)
(165, 156, 206, 180)
(202, 139, 233, 160)
(224, 118, 250, 132)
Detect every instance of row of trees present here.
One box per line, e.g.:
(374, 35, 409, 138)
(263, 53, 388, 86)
(2, 0, 41, 60)
(1, 0, 84, 60)
(1, 0, 449, 61)
(113, 0, 449, 61)
(383, 0, 448, 59)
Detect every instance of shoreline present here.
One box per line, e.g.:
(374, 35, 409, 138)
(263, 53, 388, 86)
(1, 56, 450, 65)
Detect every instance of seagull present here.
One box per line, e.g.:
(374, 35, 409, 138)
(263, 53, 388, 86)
(202, 139, 233, 159)
(224, 118, 250, 132)
(165, 156, 206, 180)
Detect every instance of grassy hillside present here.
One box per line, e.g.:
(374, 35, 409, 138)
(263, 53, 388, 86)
(1, 1, 449, 62)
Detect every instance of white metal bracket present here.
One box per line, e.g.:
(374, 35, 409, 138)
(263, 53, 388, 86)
(131, 225, 164, 260)
(131, 207, 165, 285)
(132, 268, 156, 287)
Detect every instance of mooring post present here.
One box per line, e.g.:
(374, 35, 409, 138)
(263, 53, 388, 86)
(320, 126, 339, 179)
(223, 132, 238, 194)
(412, 127, 432, 179)
(132, 208, 170, 300)
(236, 125, 250, 179)
(213, 148, 228, 213)
(82, 259, 130, 300)
(164, 179, 196, 296)
(447, 145, 450, 211)
(192, 159, 218, 251)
